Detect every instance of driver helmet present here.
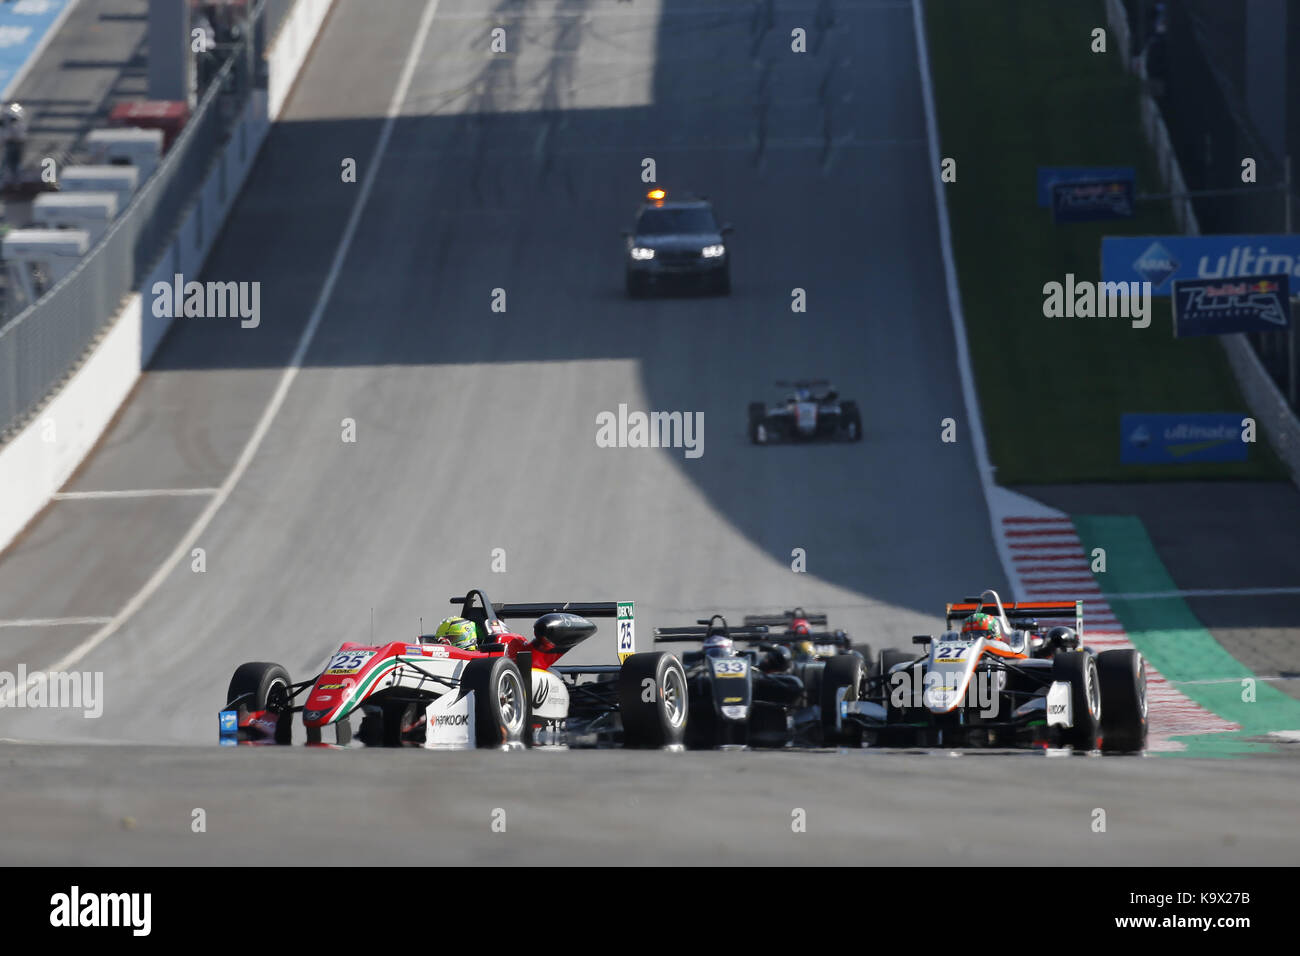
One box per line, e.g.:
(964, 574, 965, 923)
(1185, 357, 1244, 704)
(795, 640, 816, 659)
(791, 619, 811, 637)
(761, 643, 793, 674)
(433, 616, 477, 650)
(702, 633, 733, 658)
(961, 612, 1002, 642)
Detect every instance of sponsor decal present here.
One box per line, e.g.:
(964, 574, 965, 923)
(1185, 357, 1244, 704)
(1102, 234, 1300, 293)
(711, 659, 747, 677)
(219, 710, 238, 734)
(617, 601, 635, 663)
(1120, 413, 1249, 464)
(1173, 273, 1290, 336)
(1036, 165, 1135, 207)
(325, 650, 375, 675)
(317, 682, 345, 690)
(435, 713, 470, 727)
(1050, 178, 1134, 222)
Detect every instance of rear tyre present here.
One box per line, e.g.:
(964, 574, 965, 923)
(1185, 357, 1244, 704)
(748, 403, 767, 444)
(463, 657, 528, 748)
(820, 655, 863, 746)
(841, 401, 863, 441)
(618, 652, 688, 748)
(1097, 649, 1148, 752)
(226, 662, 292, 744)
(1053, 652, 1101, 751)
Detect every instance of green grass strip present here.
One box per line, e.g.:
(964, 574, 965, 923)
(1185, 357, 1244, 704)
(1072, 514, 1300, 755)
(924, 0, 1283, 483)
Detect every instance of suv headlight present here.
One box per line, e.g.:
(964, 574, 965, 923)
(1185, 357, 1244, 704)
(629, 247, 655, 261)
(701, 244, 726, 258)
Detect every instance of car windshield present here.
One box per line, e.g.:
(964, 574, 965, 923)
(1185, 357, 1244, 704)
(636, 206, 717, 235)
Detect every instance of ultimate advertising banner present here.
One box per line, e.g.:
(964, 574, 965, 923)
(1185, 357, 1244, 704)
(1172, 274, 1291, 337)
(1102, 235, 1300, 294)
(1120, 413, 1249, 464)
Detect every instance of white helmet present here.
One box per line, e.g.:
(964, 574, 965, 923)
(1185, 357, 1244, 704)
(702, 634, 733, 658)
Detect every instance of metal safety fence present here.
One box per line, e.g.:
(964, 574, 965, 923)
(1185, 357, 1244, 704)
(0, 0, 282, 443)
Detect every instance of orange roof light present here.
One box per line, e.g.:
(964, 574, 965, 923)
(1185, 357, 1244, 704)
(646, 189, 666, 201)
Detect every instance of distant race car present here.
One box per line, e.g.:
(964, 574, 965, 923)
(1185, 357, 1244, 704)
(653, 614, 863, 749)
(219, 589, 688, 750)
(623, 188, 732, 296)
(748, 380, 863, 444)
(741, 607, 869, 663)
(839, 589, 1148, 752)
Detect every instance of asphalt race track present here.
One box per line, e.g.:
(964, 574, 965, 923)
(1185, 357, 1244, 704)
(0, 0, 1295, 865)
(2, 746, 1298, 865)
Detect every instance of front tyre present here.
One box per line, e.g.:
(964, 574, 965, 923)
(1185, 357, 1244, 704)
(226, 661, 293, 744)
(820, 655, 863, 746)
(463, 657, 528, 748)
(619, 652, 688, 748)
(1053, 651, 1101, 751)
(1097, 649, 1148, 752)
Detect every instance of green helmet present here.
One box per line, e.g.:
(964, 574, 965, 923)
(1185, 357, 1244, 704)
(434, 616, 477, 650)
(961, 612, 1001, 641)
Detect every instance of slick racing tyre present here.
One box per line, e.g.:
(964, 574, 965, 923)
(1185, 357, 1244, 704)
(841, 401, 863, 442)
(227, 661, 293, 744)
(463, 657, 528, 748)
(1053, 651, 1102, 751)
(748, 403, 767, 444)
(618, 652, 688, 748)
(878, 648, 915, 682)
(820, 654, 863, 746)
(1096, 649, 1148, 753)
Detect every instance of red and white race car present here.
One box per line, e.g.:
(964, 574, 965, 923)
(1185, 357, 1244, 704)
(218, 589, 688, 750)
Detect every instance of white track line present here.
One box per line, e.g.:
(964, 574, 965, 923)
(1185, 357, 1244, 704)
(0, 617, 112, 628)
(0, 0, 444, 707)
(52, 489, 219, 500)
(911, 0, 1023, 596)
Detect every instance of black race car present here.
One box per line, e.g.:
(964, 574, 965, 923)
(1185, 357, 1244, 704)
(623, 189, 732, 297)
(741, 608, 870, 664)
(748, 380, 863, 444)
(653, 615, 864, 749)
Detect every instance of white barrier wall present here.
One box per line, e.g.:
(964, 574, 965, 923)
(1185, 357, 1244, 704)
(1104, 0, 1300, 488)
(0, 0, 337, 554)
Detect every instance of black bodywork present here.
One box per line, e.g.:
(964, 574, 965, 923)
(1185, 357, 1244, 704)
(653, 615, 863, 749)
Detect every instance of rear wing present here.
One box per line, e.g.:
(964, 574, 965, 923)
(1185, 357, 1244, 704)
(945, 599, 1082, 636)
(742, 610, 829, 628)
(775, 379, 829, 389)
(448, 590, 636, 662)
(654, 624, 770, 643)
